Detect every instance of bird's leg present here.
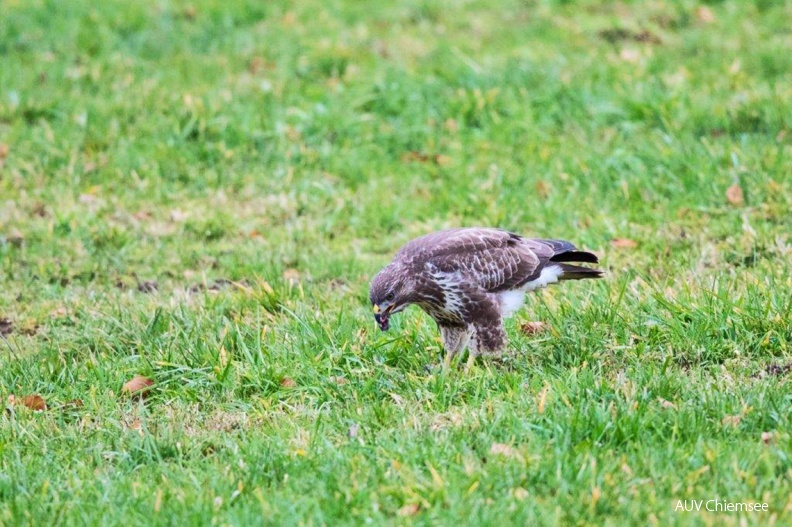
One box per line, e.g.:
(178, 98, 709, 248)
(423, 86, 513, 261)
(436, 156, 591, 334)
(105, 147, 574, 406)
(465, 324, 505, 373)
(440, 326, 472, 369)
(439, 326, 463, 369)
(464, 352, 478, 372)
(443, 350, 456, 368)
(464, 330, 481, 373)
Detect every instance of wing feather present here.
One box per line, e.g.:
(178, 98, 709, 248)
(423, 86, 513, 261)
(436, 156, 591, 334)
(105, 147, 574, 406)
(403, 228, 556, 293)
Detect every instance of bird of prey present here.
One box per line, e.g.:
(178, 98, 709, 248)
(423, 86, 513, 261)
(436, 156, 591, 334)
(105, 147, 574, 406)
(369, 228, 603, 369)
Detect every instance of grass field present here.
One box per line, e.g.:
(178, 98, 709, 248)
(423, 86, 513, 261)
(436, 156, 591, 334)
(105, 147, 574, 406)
(1, 0, 791, 524)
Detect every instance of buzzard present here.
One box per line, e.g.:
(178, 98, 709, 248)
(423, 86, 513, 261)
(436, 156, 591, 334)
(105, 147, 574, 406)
(369, 228, 603, 369)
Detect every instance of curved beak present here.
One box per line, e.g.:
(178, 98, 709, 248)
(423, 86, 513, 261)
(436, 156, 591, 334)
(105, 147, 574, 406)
(373, 303, 392, 331)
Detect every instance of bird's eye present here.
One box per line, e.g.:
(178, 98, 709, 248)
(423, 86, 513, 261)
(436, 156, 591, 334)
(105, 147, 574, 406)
(385, 292, 395, 301)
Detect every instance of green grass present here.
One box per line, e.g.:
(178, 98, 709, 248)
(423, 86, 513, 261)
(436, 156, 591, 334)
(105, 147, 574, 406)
(1, 0, 791, 524)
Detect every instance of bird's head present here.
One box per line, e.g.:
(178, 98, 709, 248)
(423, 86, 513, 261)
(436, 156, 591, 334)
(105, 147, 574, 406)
(369, 264, 414, 331)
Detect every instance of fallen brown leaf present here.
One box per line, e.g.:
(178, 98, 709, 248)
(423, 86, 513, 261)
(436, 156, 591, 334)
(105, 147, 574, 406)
(122, 375, 154, 399)
(49, 307, 68, 319)
(397, 504, 420, 517)
(536, 384, 550, 414)
(535, 180, 551, 198)
(519, 321, 549, 335)
(64, 399, 84, 409)
(591, 486, 602, 507)
(696, 6, 715, 24)
(722, 415, 741, 427)
(282, 269, 300, 282)
(169, 209, 189, 222)
(6, 229, 24, 247)
(434, 154, 452, 167)
(401, 151, 431, 163)
(490, 443, 521, 459)
(0, 143, 8, 159)
(761, 431, 774, 445)
(249, 57, 264, 74)
(133, 211, 152, 221)
(31, 202, 48, 217)
(658, 398, 676, 410)
(124, 417, 143, 434)
(726, 183, 744, 205)
(611, 238, 637, 249)
(619, 49, 641, 63)
(19, 320, 39, 336)
(280, 377, 297, 388)
(512, 487, 529, 500)
(8, 394, 48, 411)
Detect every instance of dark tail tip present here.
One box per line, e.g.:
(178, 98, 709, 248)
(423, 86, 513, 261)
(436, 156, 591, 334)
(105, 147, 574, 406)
(551, 250, 600, 264)
(558, 263, 604, 280)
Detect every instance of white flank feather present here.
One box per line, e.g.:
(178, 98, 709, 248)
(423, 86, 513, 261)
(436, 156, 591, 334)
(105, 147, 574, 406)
(497, 265, 564, 318)
(522, 265, 563, 292)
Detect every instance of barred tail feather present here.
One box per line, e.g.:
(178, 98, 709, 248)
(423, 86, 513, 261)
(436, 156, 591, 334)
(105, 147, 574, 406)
(558, 263, 604, 280)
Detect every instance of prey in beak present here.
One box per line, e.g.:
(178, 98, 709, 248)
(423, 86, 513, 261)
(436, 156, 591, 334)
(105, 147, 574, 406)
(373, 304, 391, 331)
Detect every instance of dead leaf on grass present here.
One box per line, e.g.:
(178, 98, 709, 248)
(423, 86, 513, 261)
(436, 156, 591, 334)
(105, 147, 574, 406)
(5, 229, 24, 247)
(658, 398, 676, 410)
(122, 376, 154, 399)
(397, 504, 420, 517)
(519, 321, 549, 335)
(50, 307, 69, 319)
(512, 487, 529, 500)
(536, 384, 550, 414)
(133, 211, 152, 221)
(282, 269, 301, 283)
(280, 377, 297, 389)
(619, 49, 641, 63)
(169, 209, 189, 222)
(591, 486, 602, 507)
(401, 151, 431, 163)
(611, 238, 637, 249)
(8, 394, 48, 411)
(434, 154, 452, 167)
(726, 183, 744, 205)
(696, 6, 715, 24)
(535, 180, 551, 198)
(722, 415, 741, 427)
(761, 431, 775, 445)
(490, 443, 522, 459)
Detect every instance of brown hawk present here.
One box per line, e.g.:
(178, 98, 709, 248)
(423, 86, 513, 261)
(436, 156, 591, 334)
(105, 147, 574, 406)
(369, 228, 603, 368)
